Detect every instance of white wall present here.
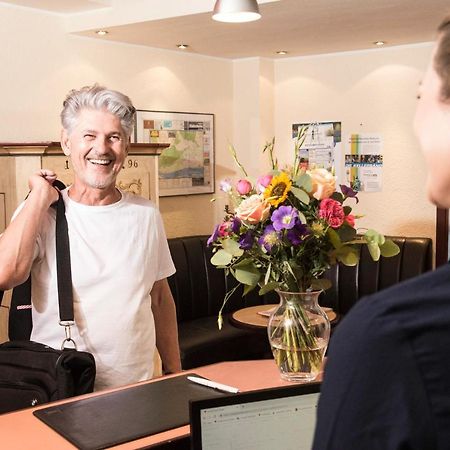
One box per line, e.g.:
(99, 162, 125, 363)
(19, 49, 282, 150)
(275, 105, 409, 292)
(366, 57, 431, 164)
(0, 3, 234, 238)
(0, 3, 437, 244)
(274, 44, 436, 242)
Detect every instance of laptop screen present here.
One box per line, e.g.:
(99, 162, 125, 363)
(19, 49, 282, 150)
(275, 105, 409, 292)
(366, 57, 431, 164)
(190, 383, 320, 450)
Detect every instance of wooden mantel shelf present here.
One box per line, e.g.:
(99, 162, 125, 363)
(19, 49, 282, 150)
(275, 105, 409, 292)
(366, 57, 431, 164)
(0, 142, 169, 156)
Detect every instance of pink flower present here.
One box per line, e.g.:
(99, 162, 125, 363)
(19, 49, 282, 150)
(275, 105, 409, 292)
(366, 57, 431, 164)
(345, 214, 355, 227)
(236, 179, 252, 195)
(256, 174, 273, 193)
(235, 194, 271, 224)
(218, 221, 231, 237)
(319, 198, 345, 228)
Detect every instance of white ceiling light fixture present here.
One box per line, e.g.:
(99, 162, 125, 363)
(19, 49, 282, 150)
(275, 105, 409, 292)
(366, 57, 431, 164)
(212, 0, 261, 23)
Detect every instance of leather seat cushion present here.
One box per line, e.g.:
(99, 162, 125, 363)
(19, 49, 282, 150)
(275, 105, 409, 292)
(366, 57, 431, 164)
(178, 314, 272, 369)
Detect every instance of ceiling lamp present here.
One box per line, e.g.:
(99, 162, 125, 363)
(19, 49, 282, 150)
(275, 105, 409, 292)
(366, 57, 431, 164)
(212, 0, 261, 23)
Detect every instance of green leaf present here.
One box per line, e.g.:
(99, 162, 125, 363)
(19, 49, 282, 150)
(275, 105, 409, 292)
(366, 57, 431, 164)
(264, 262, 272, 285)
(367, 242, 381, 261)
(343, 206, 352, 216)
(259, 281, 280, 295)
(243, 284, 256, 296)
(364, 230, 386, 261)
(337, 225, 357, 243)
(232, 263, 261, 286)
(298, 211, 307, 224)
(294, 173, 312, 192)
(335, 246, 360, 266)
(380, 239, 400, 258)
(291, 186, 310, 205)
(232, 257, 255, 268)
(331, 192, 344, 203)
(364, 229, 386, 246)
(222, 238, 244, 257)
(211, 249, 233, 266)
(327, 228, 342, 249)
(310, 278, 332, 291)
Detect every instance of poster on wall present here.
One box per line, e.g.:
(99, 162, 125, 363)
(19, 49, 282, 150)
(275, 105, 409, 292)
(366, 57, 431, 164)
(291, 121, 343, 181)
(134, 110, 214, 197)
(344, 133, 383, 192)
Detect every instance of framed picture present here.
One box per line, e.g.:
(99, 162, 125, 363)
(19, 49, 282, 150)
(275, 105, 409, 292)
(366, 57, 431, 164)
(134, 110, 215, 197)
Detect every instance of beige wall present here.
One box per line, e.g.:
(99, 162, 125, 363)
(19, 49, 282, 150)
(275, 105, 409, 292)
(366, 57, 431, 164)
(0, 4, 233, 238)
(273, 44, 436, 242)
(0, 3, 436, 243)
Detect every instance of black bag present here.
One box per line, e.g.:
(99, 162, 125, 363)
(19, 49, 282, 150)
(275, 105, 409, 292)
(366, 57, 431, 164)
(0, 341, 95, 414)
(0, 181, 96, 414)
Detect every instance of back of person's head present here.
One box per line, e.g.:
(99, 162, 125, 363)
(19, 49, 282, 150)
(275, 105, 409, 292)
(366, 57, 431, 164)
(61, 85, 136, 138)
(436, 16, 450, 100)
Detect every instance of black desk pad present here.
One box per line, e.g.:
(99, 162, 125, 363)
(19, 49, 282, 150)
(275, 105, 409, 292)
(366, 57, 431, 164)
(33, 374, 226, 450)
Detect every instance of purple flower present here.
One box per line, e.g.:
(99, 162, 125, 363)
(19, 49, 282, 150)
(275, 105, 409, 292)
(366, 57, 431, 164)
(231, 217, 241, 234)
(287, 222, 309, 245)
(340, 184, 359, 203)
(258, 225, 281, 252)
(219, 179, 232, 193)
(271, 206, 298, 231)
(239, 231, 254, 250)
(207, 224, 220, 246)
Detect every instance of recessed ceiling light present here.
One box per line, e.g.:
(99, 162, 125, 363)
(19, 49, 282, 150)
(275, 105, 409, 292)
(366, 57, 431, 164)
(276, 50, 288, 55)
(95, 30, 109, 36)
(374, 41, 386, 46)
(177, 44, 189, 49)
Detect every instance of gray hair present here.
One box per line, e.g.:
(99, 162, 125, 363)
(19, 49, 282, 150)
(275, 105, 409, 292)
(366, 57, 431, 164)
(60, 85, 136, 138)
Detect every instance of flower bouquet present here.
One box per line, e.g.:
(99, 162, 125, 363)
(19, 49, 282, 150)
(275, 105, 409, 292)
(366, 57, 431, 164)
(208, 128, 400, 380)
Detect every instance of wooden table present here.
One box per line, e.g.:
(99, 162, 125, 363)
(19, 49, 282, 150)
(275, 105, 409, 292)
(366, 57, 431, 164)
(0, 359, 313, 449)
(231, 304, 337, 331)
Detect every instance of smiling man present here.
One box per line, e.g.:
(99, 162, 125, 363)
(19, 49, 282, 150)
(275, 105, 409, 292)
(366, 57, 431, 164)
(0, 85, 181, 390)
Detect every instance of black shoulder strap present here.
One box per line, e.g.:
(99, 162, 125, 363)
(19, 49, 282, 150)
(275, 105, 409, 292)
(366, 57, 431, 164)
(54, 180, 74, 323)
(8, 180, 71, 340)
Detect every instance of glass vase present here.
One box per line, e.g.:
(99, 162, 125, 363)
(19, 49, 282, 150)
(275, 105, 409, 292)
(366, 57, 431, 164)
(267, 290, 330, 382)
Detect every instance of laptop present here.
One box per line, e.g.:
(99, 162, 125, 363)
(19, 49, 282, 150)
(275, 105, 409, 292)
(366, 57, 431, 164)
(189, 382, 321, 450)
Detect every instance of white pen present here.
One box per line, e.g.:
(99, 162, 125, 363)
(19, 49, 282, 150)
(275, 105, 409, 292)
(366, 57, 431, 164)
(187, 375, 240, 394)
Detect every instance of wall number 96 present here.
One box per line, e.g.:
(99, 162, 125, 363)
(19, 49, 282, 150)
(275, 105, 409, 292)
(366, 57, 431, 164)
(124, 159, 139, 169)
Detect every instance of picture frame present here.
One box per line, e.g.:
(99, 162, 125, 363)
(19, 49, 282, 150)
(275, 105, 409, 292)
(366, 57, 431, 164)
(133, 109, 215, 197)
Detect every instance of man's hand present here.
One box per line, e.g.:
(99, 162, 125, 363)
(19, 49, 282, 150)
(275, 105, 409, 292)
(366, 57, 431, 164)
(28, 169, 59, 207)
(0, 169, 61, 290)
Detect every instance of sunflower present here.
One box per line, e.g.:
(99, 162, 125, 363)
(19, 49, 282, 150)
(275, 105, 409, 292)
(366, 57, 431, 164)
(264, 172, 292, 207)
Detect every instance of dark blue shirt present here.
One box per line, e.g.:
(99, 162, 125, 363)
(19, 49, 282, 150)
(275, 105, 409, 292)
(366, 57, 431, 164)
(313, 263, 450, 450)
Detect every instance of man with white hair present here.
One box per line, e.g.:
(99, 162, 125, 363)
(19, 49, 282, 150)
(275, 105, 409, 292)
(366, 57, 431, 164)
(0, 85, 181, 391)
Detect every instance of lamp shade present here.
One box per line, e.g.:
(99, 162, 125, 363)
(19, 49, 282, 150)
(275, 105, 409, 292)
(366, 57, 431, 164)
(212, 0, 261, 23)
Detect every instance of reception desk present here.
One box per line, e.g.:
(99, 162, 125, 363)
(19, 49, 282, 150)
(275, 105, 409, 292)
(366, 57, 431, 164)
(0, 359, 313, 449)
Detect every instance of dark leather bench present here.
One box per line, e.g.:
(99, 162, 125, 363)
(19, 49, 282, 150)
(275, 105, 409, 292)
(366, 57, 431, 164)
(167, 235, 433, 370)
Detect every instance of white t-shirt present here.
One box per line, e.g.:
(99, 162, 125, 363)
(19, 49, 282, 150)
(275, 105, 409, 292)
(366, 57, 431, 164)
(28, 189, 175, 391)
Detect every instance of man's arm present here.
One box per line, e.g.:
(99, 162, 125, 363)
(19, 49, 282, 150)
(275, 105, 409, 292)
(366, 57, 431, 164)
(151, 278, 182, 375)
(0, 170, 58, 290)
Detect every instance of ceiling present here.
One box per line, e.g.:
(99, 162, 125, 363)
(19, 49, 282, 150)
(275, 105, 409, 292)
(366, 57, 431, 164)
(1, 0, 448, 59)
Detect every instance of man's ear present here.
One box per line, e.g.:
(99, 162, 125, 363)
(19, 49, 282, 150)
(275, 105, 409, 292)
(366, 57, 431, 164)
(61, 129, 71, 156)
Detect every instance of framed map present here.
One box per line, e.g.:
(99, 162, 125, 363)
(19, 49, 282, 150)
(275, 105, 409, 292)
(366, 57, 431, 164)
(134, 110, 215, 196)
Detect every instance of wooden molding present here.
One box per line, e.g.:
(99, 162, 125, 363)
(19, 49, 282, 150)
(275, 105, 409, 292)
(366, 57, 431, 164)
(0, 142, 168, 156)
